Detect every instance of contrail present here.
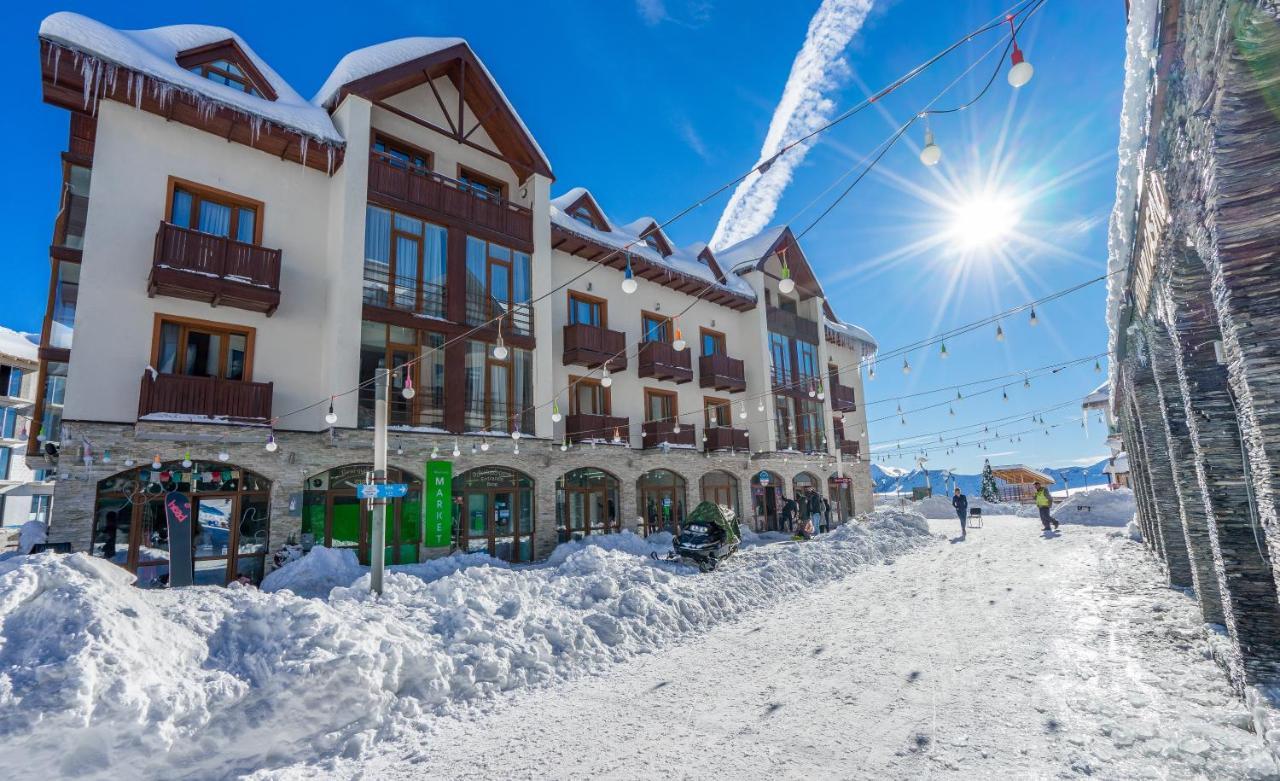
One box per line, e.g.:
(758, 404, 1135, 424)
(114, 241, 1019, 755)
(710, 0, 876, 250)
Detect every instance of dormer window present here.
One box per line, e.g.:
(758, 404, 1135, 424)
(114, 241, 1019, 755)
(644, 235, 667, 256)
(571, 205, 597, 228)
(176, 40, 278, 101)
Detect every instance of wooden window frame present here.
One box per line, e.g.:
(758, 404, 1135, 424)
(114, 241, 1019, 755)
(372, 132, 434, 172)
(641, 311, 673, 344)
(700, 327, 726, 357)
(165, 177, 264, 246)
(644, 387, 678, 423)
(52, 159, 91, 249)
(457, 165, 506, 200)
(568, 374, 612, 416)
(563, 192, 610, 231)
(175, 40, 278, 100)
(567, 290, 608, 328)
(150, 314, 256, 382)
(703, 396, 730, 429)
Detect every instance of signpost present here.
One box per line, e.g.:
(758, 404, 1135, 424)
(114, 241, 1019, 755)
(423, 460, 453, 548)
(369, 365, 389, 595)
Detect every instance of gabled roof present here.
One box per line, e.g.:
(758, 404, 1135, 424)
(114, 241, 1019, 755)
(175, 38, 278, 101)
(621, 218, 673, 257)
(991, 465, 1056, 484)
(715, 226, 788, 272)
(553, 188, 612, 232)
(0, 327, 39, 365)
(313, 38, 552, 180)
(719, 226, 824, 299)
(685, 242, 728, 284)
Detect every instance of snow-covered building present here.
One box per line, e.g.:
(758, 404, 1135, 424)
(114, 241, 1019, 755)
(29, 13, 877, 583)
(0, 327, 53, 537)
(1106, 0, 1280, 691)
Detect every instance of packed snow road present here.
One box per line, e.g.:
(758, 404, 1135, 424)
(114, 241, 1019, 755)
(261, 517, 1279, 780)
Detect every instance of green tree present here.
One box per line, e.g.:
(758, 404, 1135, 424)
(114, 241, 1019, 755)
(980, 459, 999, 502)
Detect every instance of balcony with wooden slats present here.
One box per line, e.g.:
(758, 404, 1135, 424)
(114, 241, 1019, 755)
(148, 222, 282, 316)
(641, 419, 697, 448)
(562, 323, 628, 371)
(138, 372, 273, 422)
(765, 305, 820, 344)
(839, 439, 861, 458)
(637, 341, 693, 384)
(698, 353, 746, 393)
(367, 152, 533, 245)
(564, 413, 629, 443)
(704, 426, 748, 452)
(830, 381, 856, 412)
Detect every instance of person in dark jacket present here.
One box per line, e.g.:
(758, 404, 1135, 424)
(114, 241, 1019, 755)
(805, 489, 824, 536)
(779, 494, 798, 533)
(951, 488, 969, 539)
(821, 496, 832, 533)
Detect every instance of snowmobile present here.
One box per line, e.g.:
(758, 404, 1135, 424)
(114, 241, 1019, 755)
(656, 501, 741, 572)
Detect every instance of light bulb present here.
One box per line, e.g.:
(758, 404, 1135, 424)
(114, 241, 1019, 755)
(778, 266, 796, 295)
(152, 455, 162, 470)
(218, 450, 230, 462)
(808, 386, 816, 398)
(325, 398, 337, 425)
(124, 458, 135, 467)
(869, 366, 876, 380)
(1008, 47, 1034, 88)
(265, 435, 278, 452)
(902, 358, 911, 375)
(622, 260, 638, 294)
(758, 401, 765, 413)
(452, 439, 461, 458)
(431, 445, 439, 459)
(673, 330, 687, 352)
(995, 324, 1005, 342)
(182, 452, 193, 468)
(102, 450, 112, 464)
(601, 367, 613, 388)
(560, 443, 567, 452)
(493, 341, 509, 361)
(551, 400, 562, 423)
(480, 439, 491, 452)
(1029, 307, 1039, 327)
(513, 444, 520, 455)
(512, 430, 522, 441)
(1003, 389, 1009, 403)
(1094, 360, 1102, 373)
(738, 403, 747, 420)
(402, 377, 416, 400)
(612, 428, 622, 444)
(471, 443, 478, 455)
(673, 423, 682, 434)
(919, 128, 942, 166)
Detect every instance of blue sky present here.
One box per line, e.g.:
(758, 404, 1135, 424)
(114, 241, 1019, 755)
(2, 0, 1126, 474)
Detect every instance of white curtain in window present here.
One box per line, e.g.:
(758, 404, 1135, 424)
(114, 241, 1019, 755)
(364, 206, 391, 269)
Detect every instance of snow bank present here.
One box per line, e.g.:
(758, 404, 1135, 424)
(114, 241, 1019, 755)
(260, 546, 365, 598)
(0, 511, 932, 778)
(16, 521, 47, 555)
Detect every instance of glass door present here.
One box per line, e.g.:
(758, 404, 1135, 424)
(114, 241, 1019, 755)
(133, 496, 170, 588)
(193, 496, 234, 585)
(492, 490, 515, 562)
(464, 493, 488, 553)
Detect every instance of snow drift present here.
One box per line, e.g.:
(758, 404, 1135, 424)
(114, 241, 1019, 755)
(0, 509, 931, 780)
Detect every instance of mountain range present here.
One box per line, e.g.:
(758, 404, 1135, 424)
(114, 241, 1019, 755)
(870, 458, 1112, 496)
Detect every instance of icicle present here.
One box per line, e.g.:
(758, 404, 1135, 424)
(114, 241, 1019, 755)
(134, 74, 144, 110)
(299, 135, 309, 167)
(326, 144, 335, 175)
(80, 57, 96, 109)
(52, 47, 61, 84)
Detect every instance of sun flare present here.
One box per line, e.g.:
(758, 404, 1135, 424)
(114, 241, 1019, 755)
(948, 192, 1023, 250)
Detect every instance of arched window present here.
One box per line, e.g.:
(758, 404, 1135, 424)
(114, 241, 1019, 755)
(453, 466, 535, 562)
(700, 470, 740, 518)
(93, 461, 271, 587)
(301, 464, 423, 565)
(793, 471, 819, 496)
(636, 469, 687, 536)
(557, 468, 621, 541)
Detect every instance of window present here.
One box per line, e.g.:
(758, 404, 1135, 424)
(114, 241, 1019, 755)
(701, 329, 726, 357)
(358, 321, 445, 429)
(459, 168, 504, 201)
(29, 495, 52, 524)
(769, 332, 792, 383)
(31, 361, 67, 451)
(0, 366, 22, 398)
(169, 181, 261, 245)
(0, 408, 17, 440)
(779, 296, 798, 314)
(464, 340, 533, 433)
(645, 388, 676, 423)
(153, 318, 253, 381)
(570, 376, 610, 415)
(642, 313, 671, 343)
(704, 397, 731, 428)
(466, 236, 532, 335)
(363, 206, 447, 318)
(373, 135, 430, 170)
(187, 59, 263, 97)
(48, 261, 79, 350)
(570, 205, 598, 228)
(796, 341, 819, 381)
(775, 394, 796, 449)
(568, 292, 605, 327)
(643, 234, 669, 257)
(0, 447, 9, 480)
(55, 163, 91, 249)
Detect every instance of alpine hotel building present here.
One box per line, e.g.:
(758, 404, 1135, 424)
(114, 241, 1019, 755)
(32, 13, 877, 585)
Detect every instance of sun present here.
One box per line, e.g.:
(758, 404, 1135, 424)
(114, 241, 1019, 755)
(947, 191, 1023, 250)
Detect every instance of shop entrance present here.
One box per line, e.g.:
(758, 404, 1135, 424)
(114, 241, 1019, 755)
(302, 464, 422, 565)
(751, 470, 783, 531)
(637, 469, 687, 535)
(453, 467, 535, 562)
(557, 468, 621, 542)
(829, 474, 854, 524)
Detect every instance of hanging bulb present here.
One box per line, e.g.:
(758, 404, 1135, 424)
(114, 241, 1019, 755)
(560, 438, 568, 452)
(325, 397, 338, 425)
(431, 445, 439, 459)
(621, 257, 638, 294)
(182, 451, 193, 468)
(956, 389, 963, 401)
(1024, 376, 1031, 389)
(124, 458, 136, 467)
(102, 450, 112, 464)
(470, 442, 478, 455)
(492, 337, 508, 361)
(1094, 360, 1102, 374)
(816, 382, 825, 401)
(512, 429, 522, 441)
(673, 327, 687, 352)
(396, 438, 404, 456)
(902, 358, 911, 375)
(949, 405, 955, 416)
(452, 438, 461, 458)
(1003, 388, 1009, 403)
(808, 382, 816, 399)
(551, 399, 562, 423)
(1006, 16, 1034, 88)
(513, 443, 520, 456)
(757, 400, 766, 413)
(480, 438, 491, 452)
(896, 402, 902, 414)
(778, 265, 796, 295)
(265, 434, 278, 453)
(601, 366, 613, 388)
(900, 416, 907, 426)
(673, 421, 682, 434)
(919, 127, 942, 166)
(152, 454, 163, 470)
(940, 340, 948, 359)
(1029, 307, 1039, 327)
(995, 323, 1005, 342)
(738, 402, 748, 420)
(612, 427, 622, 444)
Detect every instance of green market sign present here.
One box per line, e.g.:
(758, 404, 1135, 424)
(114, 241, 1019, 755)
(423, 460, 453, 547)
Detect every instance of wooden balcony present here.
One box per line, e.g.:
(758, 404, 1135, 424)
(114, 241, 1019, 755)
(368, 153, 533, 245)
(830, 381, 856, 412)
(562, 323, 627, 371)
(642, 419, 697, 448)
(704, 426, 748, 452)
(637, 341, 693, 384)
(699, 353, 746, 393)
(565, 413, 629, 443)
(839, 439, 861, 458)
(765, 306, 820, 344)
(138, 372, 273, 421)
(148, 222, 282, 316)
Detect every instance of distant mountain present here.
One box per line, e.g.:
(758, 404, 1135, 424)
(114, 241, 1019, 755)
(872, 457, 1111, 495)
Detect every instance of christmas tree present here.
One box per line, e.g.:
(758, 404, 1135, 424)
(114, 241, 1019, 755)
(980, 459, 999, 502)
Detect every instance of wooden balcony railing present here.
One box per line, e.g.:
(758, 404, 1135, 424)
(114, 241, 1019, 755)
(565, 413, 629, 443)
(830, 381, 856, 412)
(138, 372, 273, 421)
(839, 439, 861, 458)
(642, 419, 696, 448)
(368, 153, 533, 244)
(765, 306, 820, 344)
(699, 353, 746, 393)
(637, 341, 693, 384)
(562, 323, 627, 371)
(704, 426, 748, 452)
(148, 222, 282, 315)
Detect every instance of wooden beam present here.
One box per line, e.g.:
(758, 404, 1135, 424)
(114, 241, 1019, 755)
(426, 74, 457, 136)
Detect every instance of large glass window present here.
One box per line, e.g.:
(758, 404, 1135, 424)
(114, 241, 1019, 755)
(458, 168, 504, 200)
(704, 397, 730, 428)
(701, 330, 725, 356)
(642, 313, 671, 343)
(170, 185, 258, 244)
(302, 464, 423, 566)
(769, 332, 792, 384)
(363, 205, 447, 319)
(56, 164, 91, 249)
(453, 467, 535, 562)
(645, 389, 676, 423)
(373, 136, 430, 170)
(571, 377, 609, 415)
(0, 408, 17, 440)
(557, 468, 621, 542)
(49, 261, 79, 350)
(0, 366, 22, 397)
(36, 361, 67, 448)
(187, 58, 263, 97)
(358, 321, 445, 429)
(154, 320, 250, 380)
(463, 340, 533, 433)
(0, 447, 10, 480)
(637, 469, 687, 536)
(796, 341, 819, 382)
(466, 236, 532, 336)
(701, 470, 740, 518)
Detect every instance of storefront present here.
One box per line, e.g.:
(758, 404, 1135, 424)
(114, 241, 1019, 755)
(637, 468, 686, 535)
(92, 461, 270, 587)
(453, 466, 535, 562)
(829, 473, 854, 523)
(792, 471, 819, 497)
(700, 470, 740, 518)
(556, 468, 620, 542)
(750, 470, 783, 531)
(302, 463, 423, 565)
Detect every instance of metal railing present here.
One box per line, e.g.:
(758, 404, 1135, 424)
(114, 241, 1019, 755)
(362, 266, 446, 319)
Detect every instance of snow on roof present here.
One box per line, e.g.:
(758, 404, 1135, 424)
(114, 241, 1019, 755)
(716, 226, 787, 272)
(1081, 380, 1110, 408)
(1104, 452, 1130, 474)
(991, 465, 1056, 484)
(0, 327, 39, 364)
(823, 317, 878, 352)
(312, 38, 551, 174)
(39, 12, 343, 145)
(550, 188, 756, 299)
(619, 217, 661, 238)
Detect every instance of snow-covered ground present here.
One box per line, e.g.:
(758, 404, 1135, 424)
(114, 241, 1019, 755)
(256, 516, 1278, 780)
(912, 487, 1136, 526)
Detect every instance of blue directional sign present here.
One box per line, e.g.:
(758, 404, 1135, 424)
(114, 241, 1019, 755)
(356, 483, 409, 499)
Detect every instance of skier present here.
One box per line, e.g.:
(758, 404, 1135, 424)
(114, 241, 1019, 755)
(951, 487, 968, 539)
(1034, 482, 1058, 532)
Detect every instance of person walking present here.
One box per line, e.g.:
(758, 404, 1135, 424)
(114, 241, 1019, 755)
(821, 495, 832, 533)
(780, 493, 797, 533)
(951, 487, 969, 539)
(1034, 482, 1058, 532)
(806, 489, 824, 536)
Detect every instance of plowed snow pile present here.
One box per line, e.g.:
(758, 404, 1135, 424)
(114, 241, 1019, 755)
(0, 509, 931, 781)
